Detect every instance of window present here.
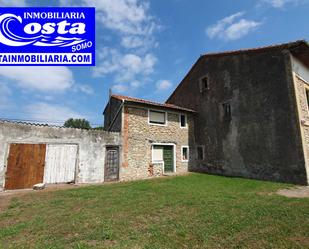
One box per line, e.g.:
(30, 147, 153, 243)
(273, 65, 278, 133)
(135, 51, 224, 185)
(180, 114, 187, 128)
(152, 145, 163, 162)
(222, 103, 231, 120)
(199, 76, 209, 93)
(181, 146, 189, 162)
(306, 89, 309, 109)
(149, 110, 166, 125)
(197, 146, 204, 160)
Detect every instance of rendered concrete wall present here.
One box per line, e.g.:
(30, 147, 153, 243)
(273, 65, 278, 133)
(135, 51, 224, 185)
(0, 121, 120, 190)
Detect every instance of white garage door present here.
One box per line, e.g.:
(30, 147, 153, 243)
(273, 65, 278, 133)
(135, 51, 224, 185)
(44, 144, 78, 184)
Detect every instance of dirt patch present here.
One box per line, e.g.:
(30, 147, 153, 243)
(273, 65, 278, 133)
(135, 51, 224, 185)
(277, 186, 309, 198)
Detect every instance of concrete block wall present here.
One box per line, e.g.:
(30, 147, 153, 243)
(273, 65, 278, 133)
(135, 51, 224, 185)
(0, 121, 120, 190)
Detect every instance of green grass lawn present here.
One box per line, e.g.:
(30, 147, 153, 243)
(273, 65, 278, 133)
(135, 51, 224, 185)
(0, 173, 308, 249)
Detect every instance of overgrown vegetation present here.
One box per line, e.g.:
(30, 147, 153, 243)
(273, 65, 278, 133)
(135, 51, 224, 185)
(0, 174, 308, 249)
(63, 118, 91, 129)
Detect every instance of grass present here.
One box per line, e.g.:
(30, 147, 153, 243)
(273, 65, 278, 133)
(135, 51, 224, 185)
(0, 173, 308, 249)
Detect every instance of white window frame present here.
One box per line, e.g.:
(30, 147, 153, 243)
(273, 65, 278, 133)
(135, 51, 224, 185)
(179, 114, 188, 128)
(181, 146, 189, 162)
(151, 143, 176, 173)
(148, 109, 167, 126)
(196, 145, 205, 160)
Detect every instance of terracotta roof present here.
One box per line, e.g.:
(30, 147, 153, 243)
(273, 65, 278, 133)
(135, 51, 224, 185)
(201, 40, 307, 58)
(111, 94, 196, 113)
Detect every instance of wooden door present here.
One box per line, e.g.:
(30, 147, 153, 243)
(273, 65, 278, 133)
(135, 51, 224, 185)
(104, 146, 119, 181)
(163, 146, 174, 172)
(44, 144, 77, 184)
(5, 144, 46, 190)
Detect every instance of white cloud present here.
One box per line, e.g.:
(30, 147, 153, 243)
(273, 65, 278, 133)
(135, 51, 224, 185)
(24, 102, 84, 124)
(93, 47, 157, 82)
(224, 19, 261, 40)
(156, 80, 173, 91)
(82, 0, 155, 35)
(206, 12, 261, 41)
(260, 0, 306, 8)
(75, 84, 95, 95)
(0, 66, 74, 92)
(121, 36, 145, 49)
(61, 0, 159, 50)
(112, 84, 128, 93)
(0, 0, 27, 6)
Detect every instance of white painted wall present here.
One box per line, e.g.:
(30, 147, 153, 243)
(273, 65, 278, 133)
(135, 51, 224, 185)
(0, 121, 120, 190)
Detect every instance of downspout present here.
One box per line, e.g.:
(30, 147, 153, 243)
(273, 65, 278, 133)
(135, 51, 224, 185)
(107, 100, 125, 131)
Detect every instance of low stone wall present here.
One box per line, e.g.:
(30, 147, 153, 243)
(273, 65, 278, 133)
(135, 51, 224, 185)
(0, 121, 120, 190)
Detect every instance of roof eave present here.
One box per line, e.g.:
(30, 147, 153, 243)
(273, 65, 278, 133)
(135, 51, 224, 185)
(123, 100, 196, 113)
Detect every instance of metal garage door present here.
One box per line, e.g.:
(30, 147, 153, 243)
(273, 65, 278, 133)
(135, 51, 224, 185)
(43, 144, 77, 184)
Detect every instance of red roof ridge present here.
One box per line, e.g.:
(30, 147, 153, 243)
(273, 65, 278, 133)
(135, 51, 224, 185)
(111, 94, 196, 112)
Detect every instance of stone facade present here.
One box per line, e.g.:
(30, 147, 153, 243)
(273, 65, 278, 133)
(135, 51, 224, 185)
(119, 105, 194, 181)
(167, 42, 309, 184)
(292, 56, 309, 184)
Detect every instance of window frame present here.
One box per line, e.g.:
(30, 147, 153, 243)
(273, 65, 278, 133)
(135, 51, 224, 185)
(148, 109, 167, 126)
(222, 102, 232, 120)
(181, 146, 189, 162)
(305, 87, 309, 112)
(179, 113, 188, 128)
(196, 145, 205, 160)
(199, 75, 209, 93)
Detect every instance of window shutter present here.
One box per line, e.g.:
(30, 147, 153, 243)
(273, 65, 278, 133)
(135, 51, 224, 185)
(153, 146, 163, 161)
(149, 111, 165, 124)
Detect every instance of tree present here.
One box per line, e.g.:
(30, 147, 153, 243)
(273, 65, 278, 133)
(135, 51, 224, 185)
(63, 118, 91, 129)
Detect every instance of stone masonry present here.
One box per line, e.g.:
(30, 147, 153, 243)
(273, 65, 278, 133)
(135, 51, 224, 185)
(293, 74, 309, 183)
(119, 105, 194, 181)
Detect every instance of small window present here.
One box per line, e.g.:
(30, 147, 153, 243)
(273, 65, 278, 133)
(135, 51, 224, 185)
(222, 103, 231, 120)
(306, 89, 309, 108)
(199, 76, 209, 93)
(152, 145, 163, 162)
(149, 110, 166, 125)
(181, 146, 189, 162)
(197, 146, 204, 160)
(180, 114, 187, 128)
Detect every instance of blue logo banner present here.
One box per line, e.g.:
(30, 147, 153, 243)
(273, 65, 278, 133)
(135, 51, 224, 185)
(0, 7, 95, 66)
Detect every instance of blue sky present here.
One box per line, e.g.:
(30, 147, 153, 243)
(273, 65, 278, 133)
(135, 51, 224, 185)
(0, 0, 308, 126)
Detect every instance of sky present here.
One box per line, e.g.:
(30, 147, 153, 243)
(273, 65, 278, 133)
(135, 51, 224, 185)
(0, 0, 308, 126)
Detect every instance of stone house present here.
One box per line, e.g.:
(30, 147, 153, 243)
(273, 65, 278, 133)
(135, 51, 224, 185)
(103, 95, 195, 181)
(167, 40, 309, 185)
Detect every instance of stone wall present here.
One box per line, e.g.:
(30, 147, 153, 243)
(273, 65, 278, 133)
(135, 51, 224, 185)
(167, 49, 307, 184)
(0, 121, 120, 190)
(292, 58, 309, 184)
(119, 105, 194, 181)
